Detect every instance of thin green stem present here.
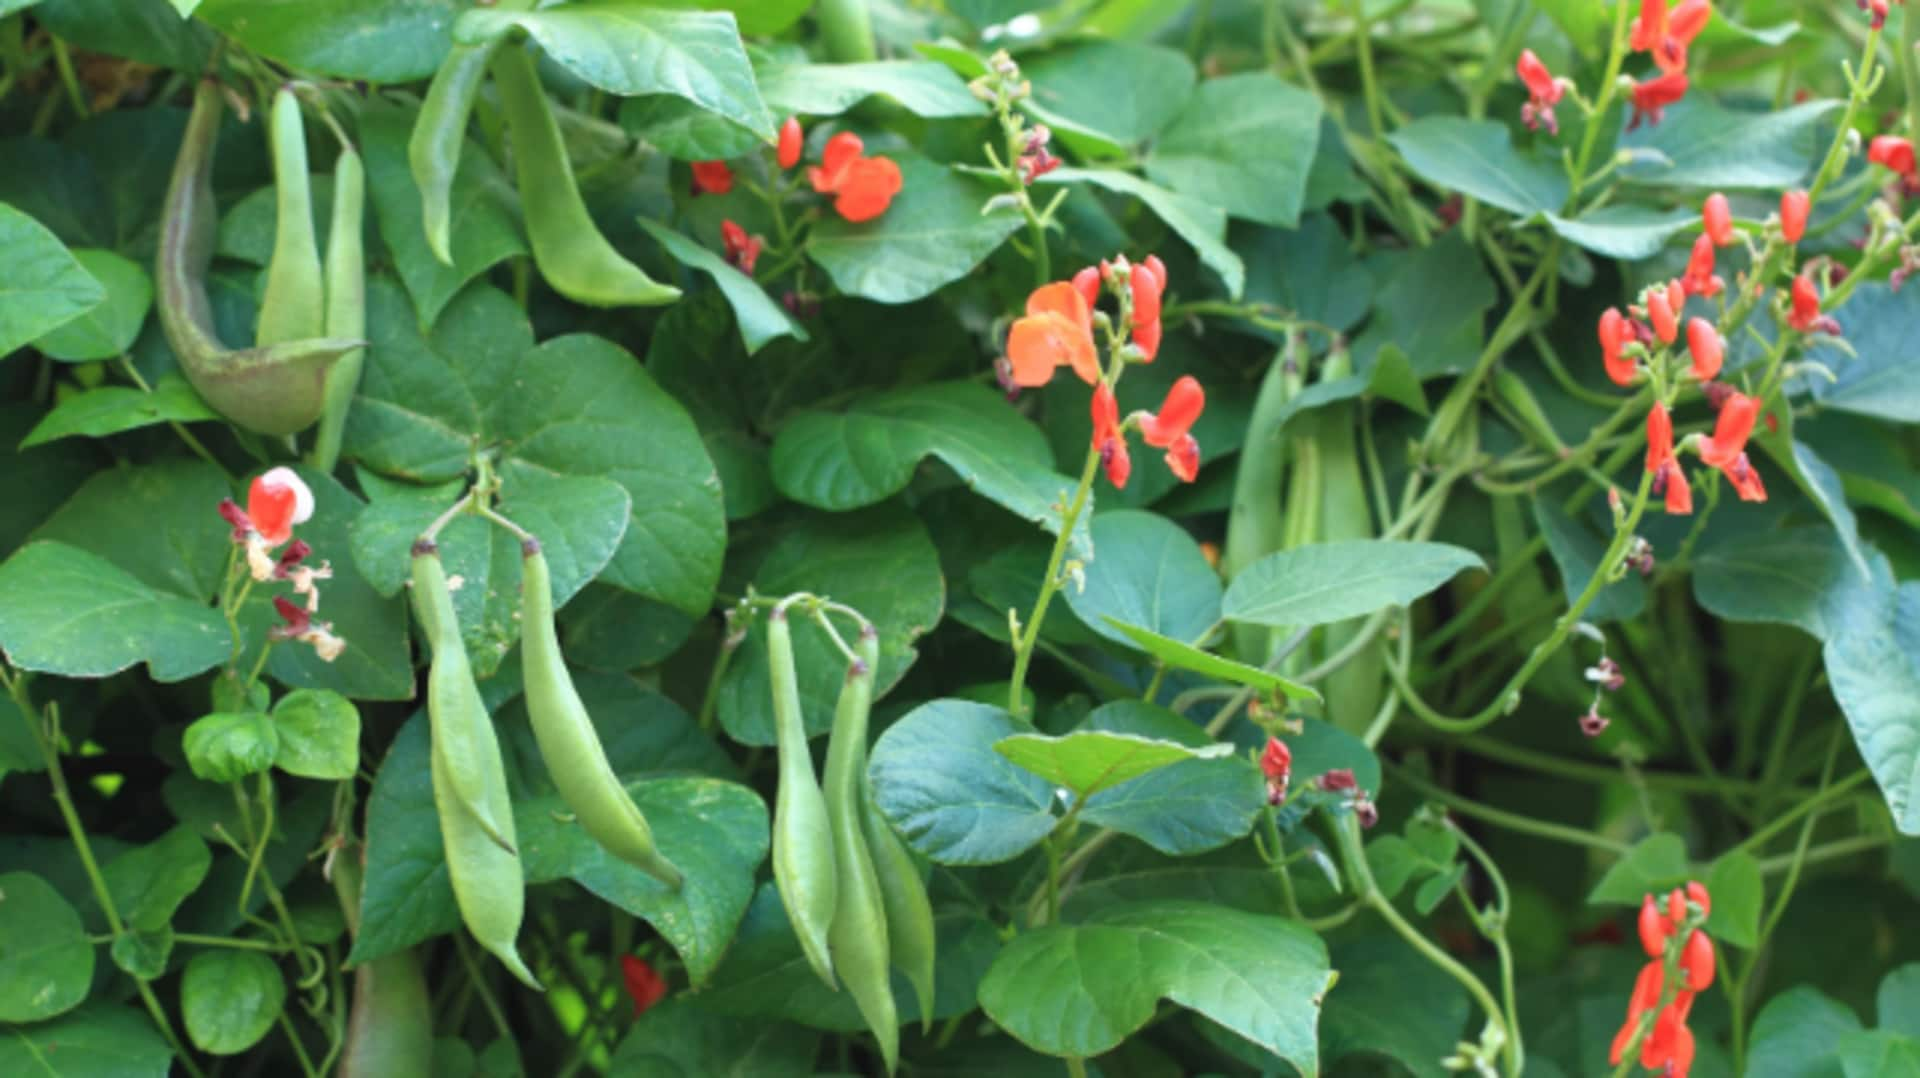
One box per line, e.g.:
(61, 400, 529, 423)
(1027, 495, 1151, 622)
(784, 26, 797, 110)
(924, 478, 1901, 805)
(1006, 446, 1100, 718)
(1386, 762, 1632, 853)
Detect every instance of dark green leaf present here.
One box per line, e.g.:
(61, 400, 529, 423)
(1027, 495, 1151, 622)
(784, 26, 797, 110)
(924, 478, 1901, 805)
(1808, 284, 1920, 423)
(21, 376, 217, 447)
(1693, 528, 1886, 641)
(1587, 833, 1689, 905)
(0, 871, 94, 1022)
(1066, 510, 1221, 647)
(109, 928, 173, 981)
(1102, 618, 1319, 701)
(270, 690, 360, 781)
(1321, 934, 1471, 1077)
(1222, 540, 1483, 629)
(0, 542, 228, 682)
(1706, 850, 1763, 949)
(1078, 701, 1265, 856)
(618, 95, 765, 161)
(1545, 205, 1696, 260)
(0, 1004, 172, 1077)
(807, 155, 1023, 304)
(1037, 168, 1243, 297)
(995, 730, 1229, 800)
(1838, 1031, 1920, 1077)
(195, 0, 461, 82)
(754, 60, 987, 119)
(31, 249, 151, 361)
(1535, 499, 1644, 623)
(1749, 985, 1859, 1078)
(1144, 73, 1323, 227)
(1389, 116, 1569, 217)
(635, 218, 806, 354)
(1022, 40, 1194, 147)
(1882, 965, 1920, 1038)
(180, 951, 285, 1055)
(32, 0, 212, 71)
(0, 203, 106, 358)
(30, 456, 227, 599)
(101, 826, 211, 932)
(869, 699, 1055, 865)
(1622, 98, 1840, 189)
(608, 997, 819, 1077)
(182, 713, 280, 783)
(1824, 582, 1920, 835)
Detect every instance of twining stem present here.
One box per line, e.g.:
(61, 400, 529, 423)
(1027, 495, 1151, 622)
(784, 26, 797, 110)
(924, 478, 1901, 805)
(1006, 445, 1101, 718)
(1385, 762, 1632, 853)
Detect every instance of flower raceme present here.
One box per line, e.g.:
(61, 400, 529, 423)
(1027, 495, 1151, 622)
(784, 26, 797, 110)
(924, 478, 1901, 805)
(1612, 883, 1715, 1076)
(809, 132, 903, 223)
(220, 468, 343, 660)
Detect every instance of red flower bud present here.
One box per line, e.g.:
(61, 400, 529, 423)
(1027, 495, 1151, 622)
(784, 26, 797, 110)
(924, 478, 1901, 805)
(1686, 317, 1723, 380)
(690, 160, 734, 195)
(777, 116, 804, 169)
(1780, 189, 1809, 243)
(1699, 392, 1758, 467)
(1869, 135, 1917, 177)
(1702, 192, 1733, 246)
(1681, 929, 1716, 991)
(1600, 307, 1635, 385)
(1647, 286, 1679, 344)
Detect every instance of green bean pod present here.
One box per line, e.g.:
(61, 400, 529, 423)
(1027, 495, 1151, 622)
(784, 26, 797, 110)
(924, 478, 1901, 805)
(768, 607, 838, 989)
(823, 628, 898, 1072)
(410, 541, 541, 990)
(1307, 349, 1385, 735)
(410, 39, 501, 265)
(1223, 339, 1303, 665)
(488, 47, 681, 308)
(256, 87, 325, 346)
(815, 0, 878, 62)
(310, 142, 365, 473)
(157, 79, 358, 435)
(333, 850, 434, 1078)
(859, 736, 936, 1032)
(519, 540, 683, 889)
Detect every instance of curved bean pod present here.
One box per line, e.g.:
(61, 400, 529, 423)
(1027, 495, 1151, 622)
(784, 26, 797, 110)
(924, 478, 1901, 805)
(768, 606, 838, 988)
(310, 142, 364, 473)
(333, 850, 434, 1078)
(409, 39, 501, 266)
(860, 767, 936, 1031)
(823, 627, 898, 1073)
(256, 87, 325, 346)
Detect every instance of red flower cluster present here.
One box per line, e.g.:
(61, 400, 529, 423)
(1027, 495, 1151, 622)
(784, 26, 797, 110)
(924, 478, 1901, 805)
(1515, 49, 1565, 135)
(1627, 0, 1711, 128)
(1611, 883, 1715, 1076)
(809, 132, 904, 223)
(1091, 377, 1204, 489)
(219, 469, 343, 662)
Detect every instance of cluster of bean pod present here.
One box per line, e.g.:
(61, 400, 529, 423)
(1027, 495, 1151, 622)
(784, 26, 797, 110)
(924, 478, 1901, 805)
(768, 602, 935, 1075)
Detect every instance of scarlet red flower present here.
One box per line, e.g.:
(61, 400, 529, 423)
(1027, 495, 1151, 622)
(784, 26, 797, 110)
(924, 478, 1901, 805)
(1129, 260, 1166, 360)
(1869, 135, 1918, 177)
(1633, 0, 1710, 74)
(1614, 884, 1715, 1076)
(1516, 49, 1563, 134)
(1662, 460, 1694, 514)
(1787, 274, 1839, 334)
(1646, 404, 1674, 475)
(1139, 376, 1205, 482)
(1260, 736, 1291, 805)
(809, 132, 902, 222)
(1091, 381, 1130, 489)
(1646, 285, 1679, 345)
(249, 467, 314, 546)
(1600, 307, 1635, 386)
(777, 116, 803, 170)
(1071, 265, 1101, 309)
(1007, 282, 1098, 387)
(1779, 189, 1810, 243)
(1686, 317, 1723, 380)
(1681, 929, 1716, 991)
(1721, 452, 1768, 501)
(620, 955, 667, 1016)
(1701, 192, 1733, 246)
(690, 160, 733, 195)
(1629, 0, 1669, 53)
(1679, 234, 1723, 298)
(1699, 391, 1758, 467)
(1866, 0, 1891, 30)
(1629, 71, 1689, 129)
(720, 219, 763, 275)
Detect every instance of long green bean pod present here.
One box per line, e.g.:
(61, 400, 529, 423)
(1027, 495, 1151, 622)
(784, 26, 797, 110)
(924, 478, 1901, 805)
(310, 142, 365, 473)
(410, 39, 501, 265)
(333, 848, 434, 1078)
(157, 79, 358, 435)
(488, 46, 681, 308)
(256, 87, 325, 346)
(519, 539, 683, 889)
(410, 540, 540, 990)
(823, 627, 899, 1073)
(1308, 347, 1385, 734)
(860, 768, 936, 1031)
(768, 605, 838, 989)
(1223, 339, 1303, 665)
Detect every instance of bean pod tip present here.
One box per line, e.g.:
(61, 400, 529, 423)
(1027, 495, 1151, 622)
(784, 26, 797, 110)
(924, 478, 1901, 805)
(411, 537, 438, 557)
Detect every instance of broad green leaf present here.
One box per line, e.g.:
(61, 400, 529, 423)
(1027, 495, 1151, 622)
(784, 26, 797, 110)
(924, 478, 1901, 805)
(1102, 618, 1319, 702)
(455, 5, 774, 138)
(771, 379, 1091, 558)
(1783, 440, 1873, 582)
(348, 715, 468, 965)
(1693, 528, 1886, 641)
(1078, 701, 1265, 856)
(869, 699, 1056, 865)
(1622, 98, 1840, 189)
(195, 0, 463, 82)
(1882, 965, 1920, 1038)
(1240, 214, 1374, 335)
(181, 951, 286, 1055)
(754, 60, 987, 119)
(1824, 583, 1920, 835)
(0, 871, 94, 1022)
(635, 218, 806, 354)
(32, 0, 212, 71)
(101, 826, 211, 932)
(1222, 540, 1484, 629)
(0, 542, 228, 682)
(109, 929, 173, 981)
(978, 900, 1329, 1068)
(1037, 167, 1243, 297)
(1350, 231, 1495, 378)
(808, 155, 1024, 304)
(359, 107, 525, 332)
(1587, 833, 1690, 905)
(182, 712, 280, 783)
(995, 730, 1230, 800)
(0, 203, 106, 358)
(711, 0, 808, 35)
(1535, 499, 1645, 623)
(31, 249, 151, 361)
(1808, 284, 1920, 423)
(21, 375, 217, 447)
(1144, 73, 1323, 227)
(1838, 1031, 1920, 1077)
(1749, 985, 1860, 1078)
(1545, 205, 1697, 260)
(714, 505, 943, 744)
(0, 1004, 172, 1077)
(1389, 116, 1569, 217)
(555, 585, 699, 672)
(1022, 40, 1195, 147)
(1321, 934, 1472, 1077)
(609, 997, 819, 1078)
(271, 690, 360, 781)
(619, 95, 765, 161)
(1706, 850, 1764, 949)
(1066, 510, 1221, 647)
(30, 456, 228, 599)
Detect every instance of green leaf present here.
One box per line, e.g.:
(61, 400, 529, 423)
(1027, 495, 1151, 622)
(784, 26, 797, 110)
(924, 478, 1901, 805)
(1388, 116, 1569, 217)
(635, 218, 806, 354)
(29, 456, 228, 599)
(101, 826, 211, 932)
(807, 155, 1024, 304)
(753, 60, 987, 119)
(1351, 232, 1495, 379)
(347, 715, 460, 966)
(608, 997, 819, 1078)
(1839, 1031, 1920, 1077)
(31, 249, 151, 361)
(109, 928, 173, 981)
(1101, 618, 1319, 702)
(1036, 167, 1243, 298)
(1824, 582, 1920, 835)
(0, 871, 94, 1022)
(1808, 284, 1920, 423)
(0, 1003, 173, 1078)
(1144, 73, 1323, 227)
(995, 730, 1230, 800)
(1706, 850, 1764, 949)
(359, 107, 525, 332)
(194, 0, 462, 82)
(1587, 833, 1690, 905)
(1022, 40, 1195, 148)
(1077, 701, 1265, 856)
(1240, 214, 1374, 334)
(1321, 934, 1473, 1078)
(21, 375, 217, 447)
(182, 713, 280, 783)
(618, 95, 765, 161)
(1882, 966, 1920, 1039)
(455, 5, 774, 138)
(31, 0, 212, 71)
(714, 505, 943, 744)
(978, 900, 1329, 1067)
(0, 542, 228, 682)
(1222, 540, 1484, 629)
(1749, 985, 1860, 1078)
(181, 951, 286, 1055)
(1693, 528, 1886, 641)
(1535, 499, 1644, 623)
(0, 203, 106, 358)
(1622, 98, 1840, 189)
(1066, 510, 1221, 648)
(1545, 205, 1697, 260)
(270, 690, 360, 781)
(869, 699, 1056, 865)
(770, 379, 1091, 559)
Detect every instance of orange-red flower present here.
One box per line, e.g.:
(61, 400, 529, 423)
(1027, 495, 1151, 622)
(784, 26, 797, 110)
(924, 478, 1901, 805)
(1516, 49, 1564, 134)
(620, 955, 667, 1016)
(1721, 452, 1768, 501)
(1698, 391, 1758, 468)
(809, 132, 903, 222)
(1646, 284, 1680, 344)
(777, 116, 803, 170)
(1600, 307, 1635, 386)
(1632, 0, 1711, 75)
(1629, 71, 1689, 129)
(1613, 883, 1715, 1077)
(1779, 189, 1809, 243)
(1091, 381, 1131, 489)
(1787, 274, 1839, 334)
(1130, 257, 1167, 361)
(1701, 192, 1733, 246)
(246, 467, 313, 546)
(1686, 317, 1722, 380)
(1139, 375, 1205, 482)
(691, 160, 733, 195)
(1007, 282, 1098, 387)
(1260, 736, 1291, 805)
(1679, 234, 1723, 298)
(1869, 135, 1917, 177)
(1647, 404, 1692, 514)
(720, 219, 762, 275)
(1646, 403, 1674, 475)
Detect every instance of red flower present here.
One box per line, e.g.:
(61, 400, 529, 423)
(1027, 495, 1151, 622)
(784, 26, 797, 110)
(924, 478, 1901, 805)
(1645, 404, 1674, 474)
(808, 132, 903, 222)
(691, 160, 734, 195)
(1259, 737, 1291, 805)
(1647, 405, 1692, 514)
(1632, 0, 1711, 75)
(1007, 282, 1099, 387)
(777, 116, 803, 170)
(1787, 274, 1839, 334)
(1646, 284, 1680, 345)
(1698, 391, 1758, 468)
(1629, 0, 1670, 53)
(1613, 885, 1715, 1076)
(1600, 307, 1635, 385)
(1629, 71, 1689, 129)
(1071, 265, 1101, 309)
(1138, 376, 1205, 482)
(1869, 135, 1917, 177)
(1779, 189, 1809, 243)
(720, 219, 763, 275)
(1130, 258, 1166, 360)
(1721, 452, 1768, 501)
(247, 467, 314, 546)
(1091, 382, 1130, 489)
(620, 955, 667, 1016)
(1701, 192, 1733, 246)
(1679, 234, 1723, 298)
(1686, 317, 1722, 380)
(1516, 49, 1563, 134)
